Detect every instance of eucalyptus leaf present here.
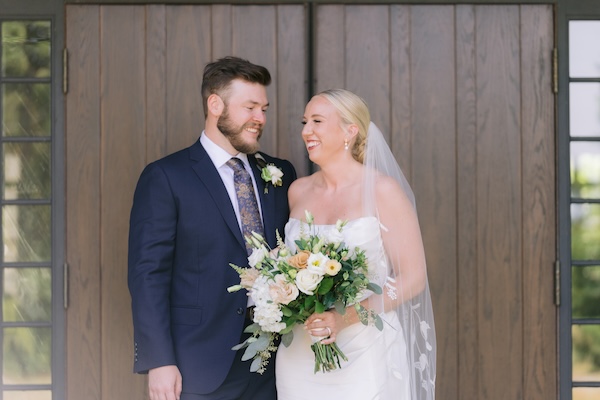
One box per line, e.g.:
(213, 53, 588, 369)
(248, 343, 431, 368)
(367, 282, 383, 294)
(374, 314, 384, 330)
(281, 331, 294, 347)
(250, 357, 263, 372)
(334, 300, 346, 315)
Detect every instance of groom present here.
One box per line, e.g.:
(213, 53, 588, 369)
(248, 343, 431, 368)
(128, 56, 296, 400)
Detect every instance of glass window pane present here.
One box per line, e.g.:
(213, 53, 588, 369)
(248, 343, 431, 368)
(1, 21, 51, 78)
(573, 325, 600, 383)
(4, 391, 51, 400)
(571, 141, 600, 199)
(2, 83, 51, 137)
(572, 266, 600, 319)
(574, 387, 600, 400)
(3, 327, 51, 385)
(570, 21, 600, 78)
(3, 142, 51, 200)
(2, 205, 51, 262)
(571, 203, 600, 260)
(569, 83, 600, 137)
(3, 268, 51, 322)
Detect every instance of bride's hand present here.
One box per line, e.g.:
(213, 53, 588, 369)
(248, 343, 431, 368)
(305, 311, 347, 345)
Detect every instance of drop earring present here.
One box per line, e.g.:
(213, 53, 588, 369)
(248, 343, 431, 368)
(344, 139, 349, 151)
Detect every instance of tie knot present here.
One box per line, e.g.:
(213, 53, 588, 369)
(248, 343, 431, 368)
(226, 157, 245, 173)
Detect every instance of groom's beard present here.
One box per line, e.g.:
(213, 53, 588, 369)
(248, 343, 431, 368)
(218, 106, 263, 154)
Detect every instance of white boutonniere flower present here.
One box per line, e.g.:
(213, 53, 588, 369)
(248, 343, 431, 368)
(255, 153, 283, 194)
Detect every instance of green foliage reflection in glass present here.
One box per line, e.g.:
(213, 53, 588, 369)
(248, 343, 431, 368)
(2, 21, 51, 78)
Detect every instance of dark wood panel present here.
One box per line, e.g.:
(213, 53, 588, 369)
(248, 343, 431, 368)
(455, 5, 480, 400)
(476, 6, 523, 400)
(65, 6, 102, 400)
(521, 5, 557, 400)
(231, 5, 279, 155)
(315, 5, 345, 91)
(345, 5, 391, 137)
(276, 4, 309, 175)
(99, 6, 148, 400)
(165, 6, 211, 154)
(409, 6, 457, 400)
(146, 5, 168, 164)
(390, 5, 412, 178)
(211, 4, 233, 59)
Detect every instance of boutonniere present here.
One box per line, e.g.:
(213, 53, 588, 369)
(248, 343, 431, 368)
(255, 153, 283, 194)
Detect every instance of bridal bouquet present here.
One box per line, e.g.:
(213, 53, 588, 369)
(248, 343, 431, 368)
(228, 211, 383, 374)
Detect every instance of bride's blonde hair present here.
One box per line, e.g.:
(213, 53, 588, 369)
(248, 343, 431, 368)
(316, 89, 370, 163)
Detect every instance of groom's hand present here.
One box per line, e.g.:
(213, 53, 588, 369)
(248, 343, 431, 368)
(148, 365, 182, 400)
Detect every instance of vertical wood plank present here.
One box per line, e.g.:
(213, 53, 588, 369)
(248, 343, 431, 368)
(211, 4, 232, 60)
(276, 5, 308, 174)
(455, 5, 479, 400)
(345, 5, 390, 137)
(231, 5, 278, 156)
(65, 5, 101, 400)
(476, 6, 523, 400)
(521, 5, 557, 400)
(314, 5, 345, 91)
(99, 6, 147, 400)
(410, 6, 457, 400)
(165, 5, 211, 153)
(390, 5, 412, 178)
(146, 5, 167, 164)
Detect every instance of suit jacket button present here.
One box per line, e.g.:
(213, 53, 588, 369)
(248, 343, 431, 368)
(237, 307, 244, 315)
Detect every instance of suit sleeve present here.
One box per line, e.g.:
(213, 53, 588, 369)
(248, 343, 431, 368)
(128, 162, 178, 373)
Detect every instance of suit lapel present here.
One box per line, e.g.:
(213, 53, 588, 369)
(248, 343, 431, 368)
(249, 154, 276, 245)
(189, 141, 246, 250)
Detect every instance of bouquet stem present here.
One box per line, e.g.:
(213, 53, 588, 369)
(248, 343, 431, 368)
(310, 341, 348, 373)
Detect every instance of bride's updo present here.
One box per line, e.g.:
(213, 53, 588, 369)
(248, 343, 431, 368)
(316, 89, 370, 164)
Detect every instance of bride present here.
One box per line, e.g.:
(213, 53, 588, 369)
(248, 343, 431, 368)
(275, 89, 436, 399)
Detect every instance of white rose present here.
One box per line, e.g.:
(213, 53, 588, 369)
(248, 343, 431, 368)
(266, 165, 283, 185)
(295, 269, 323, 295)
(323, 227, 344, 247)
(248, 246, 268, 267)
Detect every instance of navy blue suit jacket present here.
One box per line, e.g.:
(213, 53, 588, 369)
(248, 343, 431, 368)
(128, 139, 296, 394)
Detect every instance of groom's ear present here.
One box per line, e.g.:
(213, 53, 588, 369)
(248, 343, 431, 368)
(208, 93, 225, 116)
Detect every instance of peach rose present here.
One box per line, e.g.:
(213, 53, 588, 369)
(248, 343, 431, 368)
(269, 274, 299, 305)
(288, 250, 311, 269)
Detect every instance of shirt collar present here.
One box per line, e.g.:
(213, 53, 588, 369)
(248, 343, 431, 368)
(200, 132, 250, 169)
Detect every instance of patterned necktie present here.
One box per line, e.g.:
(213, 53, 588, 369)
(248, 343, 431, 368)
(227, 157, 264, 253)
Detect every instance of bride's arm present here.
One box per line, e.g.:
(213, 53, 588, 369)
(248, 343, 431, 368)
(376, 175, 427, 306)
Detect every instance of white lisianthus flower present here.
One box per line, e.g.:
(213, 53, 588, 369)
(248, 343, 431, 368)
(324, 259, 342, 276)
(248, 246, 269, 268)
(323, 226, 344, 247)
(295, 269, 323, 295)
(307, 252, 329, 276)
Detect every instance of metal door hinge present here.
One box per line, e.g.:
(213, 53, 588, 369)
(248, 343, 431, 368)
(63, 48, 68, 94)
(554, 259, 560, 306)
(552, 48, 558, 94)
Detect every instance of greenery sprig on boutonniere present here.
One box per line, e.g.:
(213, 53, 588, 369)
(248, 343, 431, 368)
(255, 153, 283, 194)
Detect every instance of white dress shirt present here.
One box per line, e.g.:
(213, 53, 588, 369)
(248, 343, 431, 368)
(199, 132, 264, 233)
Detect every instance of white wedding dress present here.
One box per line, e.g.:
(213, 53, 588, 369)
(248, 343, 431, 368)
(275, 217, 411, 400)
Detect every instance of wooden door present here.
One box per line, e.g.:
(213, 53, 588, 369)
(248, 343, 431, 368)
(311, 4, 556, 400)
(65, 3, 556, 400)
